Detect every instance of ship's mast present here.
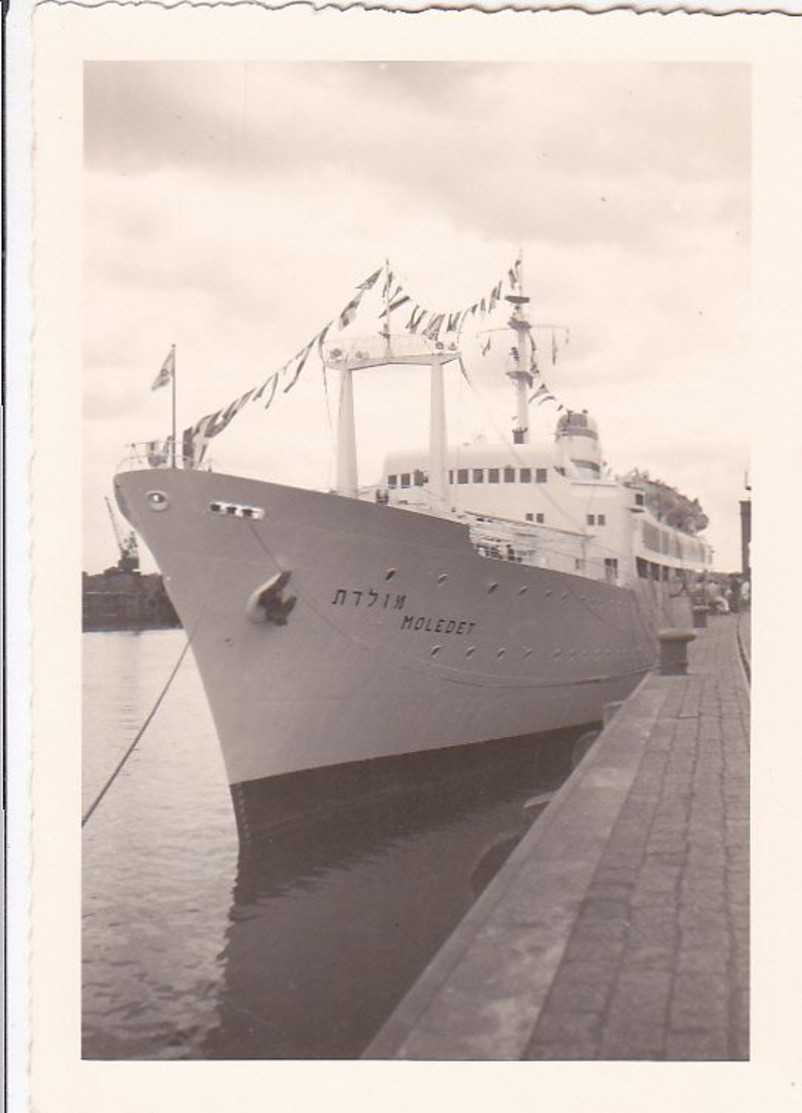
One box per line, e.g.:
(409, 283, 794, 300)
(327, 282, 459, 503)
(335, 368, 359, 497)
(505, 254, 534, 445)
(428, 353, 449, 511)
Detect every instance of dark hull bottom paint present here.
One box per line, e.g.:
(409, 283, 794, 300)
(230, 723, 597, 854)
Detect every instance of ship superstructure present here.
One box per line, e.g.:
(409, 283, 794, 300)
(114, 261, 712, 848)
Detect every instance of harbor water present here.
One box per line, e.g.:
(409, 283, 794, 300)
(82, 630, 581, 1060)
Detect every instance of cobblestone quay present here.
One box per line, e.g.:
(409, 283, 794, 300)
(364, 612, 749, 1061)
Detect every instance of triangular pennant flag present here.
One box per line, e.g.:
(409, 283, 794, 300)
(422, 313, 445, 340)
(358, 267, 383, 292)
(262, 374, 280, 411)
(406, 306, 427, 334)
(380, 292, 411, 319)
(338, 294, 362, 330)
(316, 322, 331, 358)
(253, 374, 274, 402)
(283, 341, 315, 393)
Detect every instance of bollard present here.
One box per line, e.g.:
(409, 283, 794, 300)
(658, 629, 696, 675)
(692, 605, 708, 629)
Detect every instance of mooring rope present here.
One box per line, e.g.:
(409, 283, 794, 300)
(81, 637, 193, 828)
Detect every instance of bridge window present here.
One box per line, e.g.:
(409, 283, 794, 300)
(536, 513, 545, 524)
(473, 468, 484, 483)
(587, 514, 595, 526)
(520, 468, 532, 483)
(598, 514, 606, 526)
(414, 469, 427, 487)
(525, 513, 534, 522)
(488, 468, 500, 484)
(504, 467, 515, 483)
(635, 492, 645, 506)
(637, 557, 649, 578)
(388, 474, 397, 488)
(457, 468, 469, 485)
(400, 473, 411, 488)
(536, 468, 548, 483)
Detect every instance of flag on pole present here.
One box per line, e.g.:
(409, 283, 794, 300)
(152, 347, 175, 391)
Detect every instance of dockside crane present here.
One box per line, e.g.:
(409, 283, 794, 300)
(105, 496, 140, 574)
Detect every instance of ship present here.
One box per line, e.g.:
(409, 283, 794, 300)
(114, 266, 713, 850)
(82, 498, 180, 632)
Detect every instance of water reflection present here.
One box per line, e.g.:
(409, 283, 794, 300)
(202, 731, 579, 1059)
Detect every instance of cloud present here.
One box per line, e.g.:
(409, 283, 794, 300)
(82, 61, 749, 572)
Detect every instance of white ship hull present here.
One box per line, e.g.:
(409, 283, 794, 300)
(115, 468, 661, 845)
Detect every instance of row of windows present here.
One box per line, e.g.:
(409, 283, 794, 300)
(389, 470, 428, 489)
(587, 513, 606, 526)
(388, 467, 549, 489)
(642, 520, 709, 563)
(636, 558, 696, 581)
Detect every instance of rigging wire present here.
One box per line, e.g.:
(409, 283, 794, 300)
(81, 637, 193, 828)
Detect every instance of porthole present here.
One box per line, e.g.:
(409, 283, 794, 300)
(146, 490, 169, 511)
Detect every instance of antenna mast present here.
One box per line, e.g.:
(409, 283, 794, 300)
(505, 251, 534, 445)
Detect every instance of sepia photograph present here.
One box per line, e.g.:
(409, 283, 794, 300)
(20, 7, 802, 1110)
(80, 58, 751, 1062)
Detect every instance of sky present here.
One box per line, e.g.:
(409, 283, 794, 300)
(84, 60, 749, 573)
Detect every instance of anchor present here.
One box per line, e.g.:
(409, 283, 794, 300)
(246, 570, 297, 626)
